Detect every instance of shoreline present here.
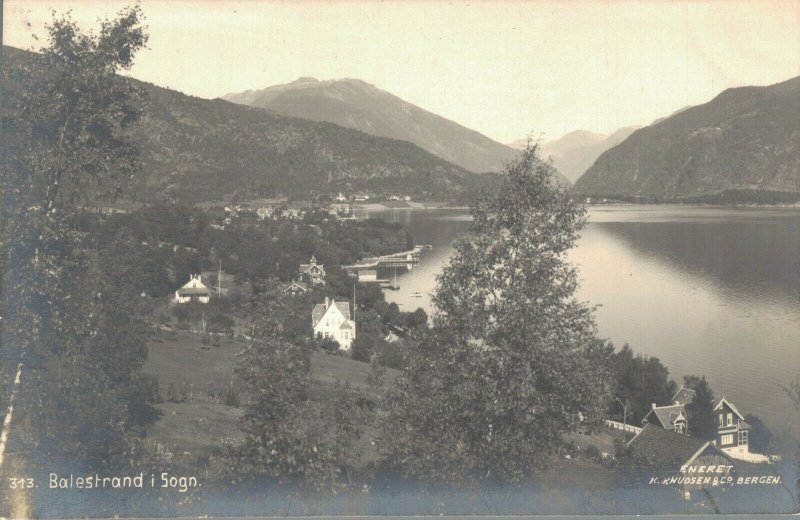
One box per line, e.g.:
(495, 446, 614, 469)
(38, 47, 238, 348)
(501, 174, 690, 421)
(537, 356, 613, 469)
(353, 201, 471, 211)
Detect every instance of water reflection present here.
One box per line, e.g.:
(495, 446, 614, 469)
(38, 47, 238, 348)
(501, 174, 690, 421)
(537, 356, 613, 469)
(355, 205, 800, 434)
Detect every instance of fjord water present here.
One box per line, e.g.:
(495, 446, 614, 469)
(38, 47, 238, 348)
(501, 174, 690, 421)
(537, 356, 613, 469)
(356, 205, 800, 435)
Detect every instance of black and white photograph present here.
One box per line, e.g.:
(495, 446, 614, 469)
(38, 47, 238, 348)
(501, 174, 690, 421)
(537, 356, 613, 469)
(1, 0, 799, 517)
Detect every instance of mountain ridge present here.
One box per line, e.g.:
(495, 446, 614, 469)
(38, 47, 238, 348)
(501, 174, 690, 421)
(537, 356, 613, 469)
(3, 46, 485, 204)
(538, 127, 642, 184)
(572, 76, 800, 200)
(223, 77, 568, 182)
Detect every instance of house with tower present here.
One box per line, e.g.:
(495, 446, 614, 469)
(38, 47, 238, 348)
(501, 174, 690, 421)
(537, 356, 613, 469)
(298, 255, 326, 286)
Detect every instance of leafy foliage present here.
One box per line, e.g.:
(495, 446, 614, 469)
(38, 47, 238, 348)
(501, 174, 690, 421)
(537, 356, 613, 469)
(3, 9, 147, 212)
(1, 6, 150, 471)
(609, 344, 678, 424)
(226, 338, 363, 491)
(380, 145, 613, 484)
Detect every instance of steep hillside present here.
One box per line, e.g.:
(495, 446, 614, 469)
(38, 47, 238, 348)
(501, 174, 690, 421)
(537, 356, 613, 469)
(3, 46, 476, 204)
(573, 77, 800, 201)
(223, 78, 553, 179)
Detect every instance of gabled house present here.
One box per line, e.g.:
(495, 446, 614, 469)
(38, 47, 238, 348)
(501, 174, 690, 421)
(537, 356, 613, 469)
(713, 397, 753, 459)
(627, 424, 737, 500)
(672, 386, 696, 406)
(174, 274, 211, 304)
(299, 256, 326, 286)
(312, 297, 356, 350)
(642, 403, 688, 434)
(628, 423, 735, 469)
(282, 279, 309, 296)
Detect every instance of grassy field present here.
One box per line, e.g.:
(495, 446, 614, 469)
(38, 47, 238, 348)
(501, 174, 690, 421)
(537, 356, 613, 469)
(142, 328, 621, 489)
(144, 329, 388, 390)
(142, 329, 394, 469)
(536, 454, 618, 491)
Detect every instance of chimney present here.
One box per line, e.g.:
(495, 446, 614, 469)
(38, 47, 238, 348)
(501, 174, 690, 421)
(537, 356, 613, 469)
(651, 403, 656, 409)
(324, 297, 330, 308)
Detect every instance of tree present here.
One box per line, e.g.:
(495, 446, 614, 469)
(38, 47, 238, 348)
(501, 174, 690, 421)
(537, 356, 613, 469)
(226, 338, 361, 492)
(4, 7, 148, 213)
(1, 5, 149, 481)
(350, 335, 374, 363)
(685, 376, 716, 440)
(99, 230, 172, 297)
(743, 414, 773, 454)
(610, 344, 678, 424)
(403, 307, 429, 330)
(380, 145, 614, 485)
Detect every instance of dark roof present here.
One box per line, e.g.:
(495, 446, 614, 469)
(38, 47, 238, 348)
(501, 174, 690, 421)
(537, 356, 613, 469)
(714, 397, 745, 420)
(627, 424, 710, 468)
(643, 404, 686, 429)
(177, 287, 211, 296)
(672, 386, 696, 405)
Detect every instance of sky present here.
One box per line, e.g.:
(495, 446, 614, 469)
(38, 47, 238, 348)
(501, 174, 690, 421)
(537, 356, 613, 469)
(4, 0, 799, 144)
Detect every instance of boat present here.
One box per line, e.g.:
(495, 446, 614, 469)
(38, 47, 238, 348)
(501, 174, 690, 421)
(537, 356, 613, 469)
(410, 291, 423, 298)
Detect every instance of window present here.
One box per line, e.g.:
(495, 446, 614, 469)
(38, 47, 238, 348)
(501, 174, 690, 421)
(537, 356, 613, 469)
(719, 414, 724, 426)
(738, 430, 748, 446)
(727, 413, 733, 426)
(721, 434, 734, 445)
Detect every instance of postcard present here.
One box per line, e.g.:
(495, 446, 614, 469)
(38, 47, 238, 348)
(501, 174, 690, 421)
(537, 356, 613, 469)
(1, 1, 798, 517)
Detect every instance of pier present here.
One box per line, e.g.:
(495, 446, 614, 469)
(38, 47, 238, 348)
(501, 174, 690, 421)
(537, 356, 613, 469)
(343, 245, 427, 273)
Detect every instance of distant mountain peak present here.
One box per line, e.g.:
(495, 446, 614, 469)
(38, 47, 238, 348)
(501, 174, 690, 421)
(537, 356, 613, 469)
(508, 126, 642, 184)
(3, 45, 481, 204)
(222, 77, 567, 183)
(292, 76, 320, 84)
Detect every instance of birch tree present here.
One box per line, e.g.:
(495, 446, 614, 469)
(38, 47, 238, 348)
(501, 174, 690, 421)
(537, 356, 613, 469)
(381, 145, 614, 484)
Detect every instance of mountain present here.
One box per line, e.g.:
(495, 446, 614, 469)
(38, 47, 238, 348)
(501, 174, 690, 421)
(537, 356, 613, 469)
(3, 46, 482, 204)
(573, 77, 800, 201)
(223, 78, 555, 180)
(535, 128, 641, 184)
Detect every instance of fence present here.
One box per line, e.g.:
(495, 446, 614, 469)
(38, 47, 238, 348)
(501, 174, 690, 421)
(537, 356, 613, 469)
(604, 419, 642, 434)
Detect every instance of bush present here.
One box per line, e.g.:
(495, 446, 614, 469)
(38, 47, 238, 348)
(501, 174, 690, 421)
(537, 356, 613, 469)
(223, 387, 240, 407)
(350, 335, 374, 362)
(166, 382, 189, 403)
(208, 312, 235, 334)
(314, 335, 341, 353)
(584, 444, 602, 462)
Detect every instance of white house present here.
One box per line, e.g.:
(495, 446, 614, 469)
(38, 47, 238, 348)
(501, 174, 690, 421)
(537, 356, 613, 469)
(312, 297, 356, 350)
(711, 397, 772, 462)
(174, 274, 211, 304)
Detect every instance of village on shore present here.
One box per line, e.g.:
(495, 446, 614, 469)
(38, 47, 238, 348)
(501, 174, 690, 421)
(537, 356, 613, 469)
(140, 190, 787, 506)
